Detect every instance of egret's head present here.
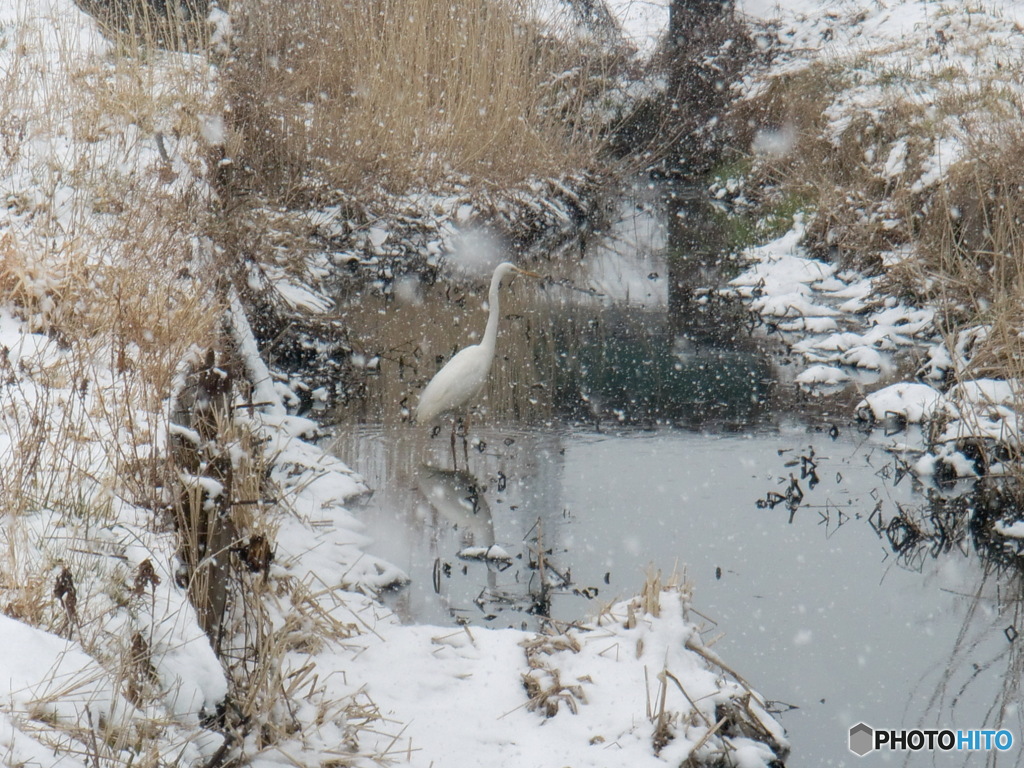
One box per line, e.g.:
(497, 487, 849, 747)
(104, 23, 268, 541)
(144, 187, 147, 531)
(494, 261, 541, 285)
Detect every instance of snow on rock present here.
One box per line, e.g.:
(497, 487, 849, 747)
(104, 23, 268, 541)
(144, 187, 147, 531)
(855, 382, 949, 424)
(796, 364, 850, 388)
(730, 220, 831, 293)
(916, 442, 982, 482)
(751, 290, 840, 319)
(917, 342, 955, 383)
(775, 315, 839, 333)
(729, 223, 934, 383)
(892, 378, 1024, 486)
(729, 222, 846, 320)
(868, 305, 934, 337)
(838, 345, 883, 370)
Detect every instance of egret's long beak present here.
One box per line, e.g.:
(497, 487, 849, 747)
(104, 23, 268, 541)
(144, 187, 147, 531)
(511, 266, 542, 279)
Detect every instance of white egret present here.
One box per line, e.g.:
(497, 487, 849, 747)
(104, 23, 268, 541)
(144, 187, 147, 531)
(415, 261, 540, 465)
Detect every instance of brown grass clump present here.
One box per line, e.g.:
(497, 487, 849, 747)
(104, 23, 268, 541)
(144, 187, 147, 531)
(223, 0, 600, 199)
(917, 128, 1024, 300)
(913, 127, 1024, 383)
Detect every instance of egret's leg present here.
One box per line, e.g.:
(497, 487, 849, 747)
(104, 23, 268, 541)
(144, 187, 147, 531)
(449, 420, 458, 469)
(461, 413, 471, 466)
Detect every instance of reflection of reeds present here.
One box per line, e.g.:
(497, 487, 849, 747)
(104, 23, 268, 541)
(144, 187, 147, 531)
(914, 568, 1023, 766)
(880, 478, 1024, 573)
(992, 574, 1024, 760)
(875, 483, 1024, 757)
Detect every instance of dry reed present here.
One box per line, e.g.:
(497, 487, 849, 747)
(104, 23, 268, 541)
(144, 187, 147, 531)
(223, 0, 600, 198)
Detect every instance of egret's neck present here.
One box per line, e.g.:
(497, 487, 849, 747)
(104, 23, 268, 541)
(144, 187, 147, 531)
(481, 268, 504, 353)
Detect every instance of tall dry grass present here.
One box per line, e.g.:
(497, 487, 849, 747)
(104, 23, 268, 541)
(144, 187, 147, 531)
(0, 2, 229, 762)
(912, 127, 1024, 382)
(0, 3, 401, 761)
(0, 0, 221, 533)
(223, 0, 599, 198)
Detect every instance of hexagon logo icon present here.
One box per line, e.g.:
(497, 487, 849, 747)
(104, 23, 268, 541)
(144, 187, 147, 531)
(849, 722, 874, 756)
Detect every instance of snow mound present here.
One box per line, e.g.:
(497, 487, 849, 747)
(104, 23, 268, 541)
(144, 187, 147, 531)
(855, 382, 949, 424)
(796, 364, 851, 388)
(344, 585, 788, 767)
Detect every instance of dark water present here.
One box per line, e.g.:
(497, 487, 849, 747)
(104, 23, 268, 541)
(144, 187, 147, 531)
(326, 182, 1022, 766)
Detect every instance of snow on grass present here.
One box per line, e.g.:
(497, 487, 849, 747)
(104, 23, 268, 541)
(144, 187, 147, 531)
(0, 0, 234, 762)
(0, 612, 133, 724)
(254, 412, 410, 593)
(994, 520, 1024, 540)
(315, 583, 787, 767)
(722, 0, 1024, 366)
(948, 378, 1023, 409)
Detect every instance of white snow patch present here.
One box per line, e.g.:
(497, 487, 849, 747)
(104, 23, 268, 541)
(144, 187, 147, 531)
(796, 364, 850, 387)
(856, 383, 948, 424)
(995, 521, 1024, 540)
(911, 137, 962, 192)
(883, 139, 908, 178)
(344, 589, 787, 766)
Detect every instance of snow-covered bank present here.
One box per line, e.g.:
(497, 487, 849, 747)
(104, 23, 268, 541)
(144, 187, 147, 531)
(722, 189, 1024, 529)
(339, 582, 788, 768)
(718, 0, 1024, 535)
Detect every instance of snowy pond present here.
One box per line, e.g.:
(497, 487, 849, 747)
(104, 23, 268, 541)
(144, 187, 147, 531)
(326, 184, 1019, 765)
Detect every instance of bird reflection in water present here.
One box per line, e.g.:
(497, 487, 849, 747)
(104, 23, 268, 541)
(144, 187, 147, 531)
(416, 464, 506, 558)
(415, 464, 517, 620)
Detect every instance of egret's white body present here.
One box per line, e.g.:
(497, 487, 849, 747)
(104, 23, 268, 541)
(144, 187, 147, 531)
(416, 261, 535, 427)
